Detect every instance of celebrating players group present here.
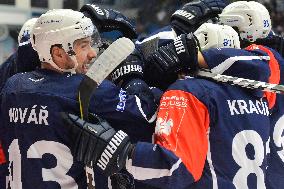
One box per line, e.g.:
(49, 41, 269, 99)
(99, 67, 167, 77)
(0, 0, 283, 188)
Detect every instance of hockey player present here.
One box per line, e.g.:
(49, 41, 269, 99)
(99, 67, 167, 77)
(0, 17, 39, 189)
(214, 1, 284, 188)
(0, 17, 40, 91)
(0, 9, 162, 189)
(78, 5, 163, 188)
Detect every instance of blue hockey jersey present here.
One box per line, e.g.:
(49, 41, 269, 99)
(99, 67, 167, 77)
(0, 69, 158, 189)
(266, 55, 284, 189)
(203, 45, 284, 189)
(125, 48, 271, 189)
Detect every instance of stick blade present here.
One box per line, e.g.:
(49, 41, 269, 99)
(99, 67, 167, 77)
(86, 37, 135, 85)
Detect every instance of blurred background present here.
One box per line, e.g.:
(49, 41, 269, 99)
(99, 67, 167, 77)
(0, 0, 282, 64)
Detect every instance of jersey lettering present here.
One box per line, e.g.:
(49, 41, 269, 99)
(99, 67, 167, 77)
(9, 105, 49, 125)
(227, 99, 269, 116)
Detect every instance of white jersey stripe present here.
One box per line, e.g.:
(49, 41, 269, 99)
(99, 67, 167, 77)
(207, 128, 218, 189)
(211, 56, 270, 74)
(135, 95, 157, 123)
(126, 158, 182, 180)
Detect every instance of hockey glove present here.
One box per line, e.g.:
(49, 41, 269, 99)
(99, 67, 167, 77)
(255, 34, 284, 57)
(110, 50, 144, 87)
(80, 4, 137, 39)
(145, 33, 199, 89)
(171, 0, 227, 35)
(61, 113, 134, 177)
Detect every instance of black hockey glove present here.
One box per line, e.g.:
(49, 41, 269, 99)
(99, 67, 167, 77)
(80, 4, 137, 39)
(61, 113, 134, 177)
(255, 34, 284, 57)
(171, 0, 227, 35)
(144, 33, 199, 90)
(110, 50, 143, 87)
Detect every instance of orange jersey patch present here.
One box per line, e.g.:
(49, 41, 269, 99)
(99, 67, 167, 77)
(155, 90, 210, 181)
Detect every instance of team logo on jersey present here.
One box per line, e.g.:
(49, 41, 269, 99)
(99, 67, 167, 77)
(9, 105, 49, 125)
(28, 77, 44, 82)
(155, 114, 174, 136)
(160, 95, 188, 108)
(155, 91, 189, 151)
(116, 89, 127, 112)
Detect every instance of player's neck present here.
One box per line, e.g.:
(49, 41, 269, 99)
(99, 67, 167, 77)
(41, 62, 63, 73)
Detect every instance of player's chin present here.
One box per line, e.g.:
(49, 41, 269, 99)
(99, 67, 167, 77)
(79, 63, 90, 74)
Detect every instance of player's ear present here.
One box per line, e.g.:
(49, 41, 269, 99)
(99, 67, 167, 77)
(51, 45, 66, 63)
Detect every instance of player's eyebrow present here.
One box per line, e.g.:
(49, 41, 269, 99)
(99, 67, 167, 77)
(79, 39, 91, 45)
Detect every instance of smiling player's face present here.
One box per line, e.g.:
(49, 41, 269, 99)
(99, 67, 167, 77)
(73, 37, 97, 74)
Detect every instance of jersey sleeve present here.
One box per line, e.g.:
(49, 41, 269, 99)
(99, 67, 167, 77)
(89, 79, 158, 124)
(126, 88, 210, 188)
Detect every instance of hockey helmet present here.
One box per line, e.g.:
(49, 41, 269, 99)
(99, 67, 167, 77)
(219, 1, 271, 42)
(31, 9, 99, 73)
(194, 23, 240, 50)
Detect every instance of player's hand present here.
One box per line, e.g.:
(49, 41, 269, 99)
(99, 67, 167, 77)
(80, 4, 137, 39)
(61, 113, 134, 176)
(171, 0, 227, 35)
(144, 33, 199, 90)
(110, 50, 143, 87)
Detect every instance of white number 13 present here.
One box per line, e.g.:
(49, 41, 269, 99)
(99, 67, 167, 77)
(8, 139, 78, 189)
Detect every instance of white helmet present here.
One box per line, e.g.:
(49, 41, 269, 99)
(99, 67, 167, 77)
(219, 1, 271, 42)
(194, 23, 240, 50)
(31, 9, 96, 73)
(18, 18, 38, 45)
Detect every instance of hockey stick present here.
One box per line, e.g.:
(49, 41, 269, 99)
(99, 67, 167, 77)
(78, 37, 135, 120)
(197, 69, 284, 94)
